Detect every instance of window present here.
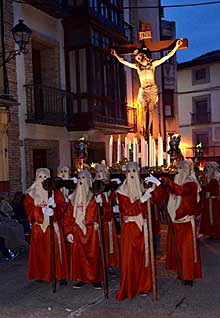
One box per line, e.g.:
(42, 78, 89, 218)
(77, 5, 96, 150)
(69, 50, 77, 93)
(79, 48, 87, 93)
(195, 69, 206, 81)
(195, 133, 209, 146)
(164, 90, 174, 117)
(91, 29, 103, 48)
(69, 49, 87, 94)
(192, 66, 210, 85)
(81, 99, 88, 112)
(192, 95, 211, 124)
(193, 130, 209, 155)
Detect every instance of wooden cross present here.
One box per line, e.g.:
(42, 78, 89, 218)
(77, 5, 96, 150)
(113, 22, 188, 55)
(111, 22, 188, 138)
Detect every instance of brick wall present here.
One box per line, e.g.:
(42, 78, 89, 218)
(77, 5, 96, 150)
(4, 0, 22, 196)
(24, 139, 59, 188)
(22, 21, 62, 190)
(24, 32, 60, 88)
(41, 43, 60, 88)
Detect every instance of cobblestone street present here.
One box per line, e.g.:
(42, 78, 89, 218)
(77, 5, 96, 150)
(1, 226, 220, 318)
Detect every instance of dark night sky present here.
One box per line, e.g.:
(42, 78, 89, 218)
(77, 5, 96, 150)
(161, 0, 220, 63)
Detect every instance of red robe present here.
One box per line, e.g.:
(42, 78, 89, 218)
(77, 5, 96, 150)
(199, 179, 220, 238)
(154, 178, 202, 281)
(101, 191, 119, 269)
(116, 193, 152, 301)
(24, 190, 68, 282)
(64, 195, 103, 283)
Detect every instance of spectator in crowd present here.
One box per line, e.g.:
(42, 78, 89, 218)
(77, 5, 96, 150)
(11, 192, 31, 242)
(0, 196, 27, 261)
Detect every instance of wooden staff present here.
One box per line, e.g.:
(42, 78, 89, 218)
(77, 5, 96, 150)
(97, 200, 109, 299)
(147, 199, 157, 303)
(49, 190, 56, 293)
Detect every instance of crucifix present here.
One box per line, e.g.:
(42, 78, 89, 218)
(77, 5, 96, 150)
(110, 23, 188, 138)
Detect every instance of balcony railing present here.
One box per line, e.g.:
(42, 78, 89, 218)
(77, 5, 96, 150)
(191, 112, 211, 125)
(25, 84, 69, 126)
(25, 84, 136, 131)
(24, 0, 73, 18)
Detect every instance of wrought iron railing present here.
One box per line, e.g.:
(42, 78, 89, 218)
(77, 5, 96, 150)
(24, 0, 73, 18)
(25, 84, 69, 126)
(25, 84, 137, 130)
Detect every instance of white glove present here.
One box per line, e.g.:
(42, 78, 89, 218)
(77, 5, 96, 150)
(94, 222, 99, 231)
(71, 177, 78, 184)
(144, 174, 161, 186)
(67, 233, 74, 243)
(42, 207, 54, 216)
(111, 178, 122, 185)
(140, 188, 154, 203)
(95, 194, 102, 205)
(113, 205, 119, 213)
(48, 197, 56, 208)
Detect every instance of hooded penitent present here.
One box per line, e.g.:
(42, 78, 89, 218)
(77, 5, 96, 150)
(205, 161, 220, 183)
(57, 165, 70, 180)
(26, 168, 51, 206)
(57, 165, 71, 202)
(94, 163, 110, 181)
(117, 162, 142, 203)
(71, 170, 93, 235)
(167, 159, 200, 222)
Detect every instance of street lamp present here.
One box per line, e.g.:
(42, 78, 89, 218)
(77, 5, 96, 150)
(0, 19, 32, 66)
(0, 16, 31, 96)
(11, 19, 32, 53)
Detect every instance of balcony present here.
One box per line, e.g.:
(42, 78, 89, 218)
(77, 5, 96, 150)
(24, 0, 73, 18)
(191, 112, 211, 125)
(25, 84, 136, 131)
(25, 84, 69, 126)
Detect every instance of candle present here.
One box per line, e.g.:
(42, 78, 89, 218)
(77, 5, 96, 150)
(133, 136, 137, 162)
(136, 141, 139, 163)
(149, 135, 152, 167)
(166, 134, 171, 166)
(145, 140, 148, 167)
(117, 135, 121, 163)
(158, 135, 163, 166)
(153, 139, 156, 166)
(141, 136, 145, 167)
(124, 137, 128, 160)
(109, 135, 113, 167)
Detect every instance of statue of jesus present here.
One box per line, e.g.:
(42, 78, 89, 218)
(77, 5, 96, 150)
(111, 39, 183, 135)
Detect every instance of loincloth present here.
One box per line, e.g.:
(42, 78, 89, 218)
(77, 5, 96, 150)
(137, 85, 158, 112)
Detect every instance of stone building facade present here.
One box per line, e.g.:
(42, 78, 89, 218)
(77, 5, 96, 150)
(178, 50, 220, 162)
(0, 0, 21, 196)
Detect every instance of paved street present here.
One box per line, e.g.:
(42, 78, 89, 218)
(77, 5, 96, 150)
(1, 235, 220, 318)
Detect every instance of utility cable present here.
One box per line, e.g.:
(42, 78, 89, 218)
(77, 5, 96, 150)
(123, 1, 220, 9)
